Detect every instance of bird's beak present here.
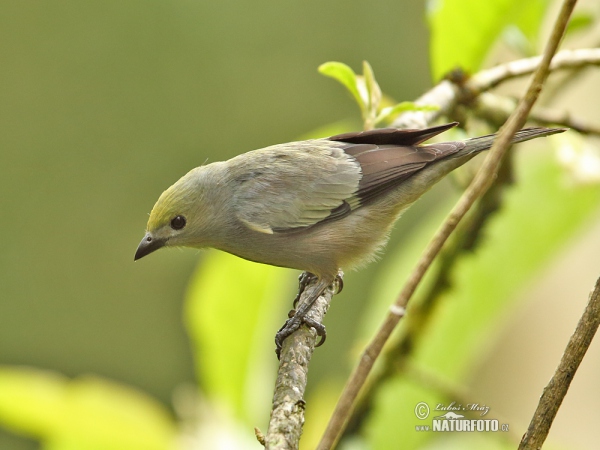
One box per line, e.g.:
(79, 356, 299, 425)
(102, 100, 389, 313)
(134, 233, 166, 261)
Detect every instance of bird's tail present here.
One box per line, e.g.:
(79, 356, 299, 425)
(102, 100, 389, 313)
(460, 126, 567, 156)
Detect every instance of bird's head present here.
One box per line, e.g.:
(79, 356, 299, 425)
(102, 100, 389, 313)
(134, 167, 214, 260)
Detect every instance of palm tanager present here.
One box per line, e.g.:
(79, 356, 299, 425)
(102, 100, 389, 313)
(135, 122, 564, 355)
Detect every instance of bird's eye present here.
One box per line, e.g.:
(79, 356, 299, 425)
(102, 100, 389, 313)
(170, 215, 186, 230)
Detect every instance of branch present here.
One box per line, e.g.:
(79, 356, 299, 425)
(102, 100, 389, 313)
(530, 107, 600, 136)
(476, 92, 600, 137)
(264, 274, 341, 450)
(393, 47, 600, 130)
(518, 275, 600, 449)
(469, 48, 600, 93)
(318, 1, 578, 448)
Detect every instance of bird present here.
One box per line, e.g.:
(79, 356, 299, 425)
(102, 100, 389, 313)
(134, 122, 564, 356)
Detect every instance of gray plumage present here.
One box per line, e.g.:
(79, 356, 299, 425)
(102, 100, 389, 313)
(136, 123, 565, 286)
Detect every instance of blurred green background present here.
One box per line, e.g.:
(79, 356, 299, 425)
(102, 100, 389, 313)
(0, 1, 428, 448)
(2, 1, 600, 449)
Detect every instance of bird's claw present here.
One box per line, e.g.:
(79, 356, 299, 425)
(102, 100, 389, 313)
(276, 273, 338, 358)
(304, 317, 327, 347)
(275, 316, 300, 359)
(275, 313, 327, 359)
(334, 273, 344, 294)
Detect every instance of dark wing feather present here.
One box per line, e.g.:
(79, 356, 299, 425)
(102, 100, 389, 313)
(329, 122, 458, 146)
(329, 124, 466, 206)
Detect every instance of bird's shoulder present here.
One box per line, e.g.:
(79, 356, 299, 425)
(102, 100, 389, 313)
(228, 139, 362, 234)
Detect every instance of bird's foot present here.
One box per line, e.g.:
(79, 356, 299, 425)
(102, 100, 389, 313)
(275, 310, 326, 359)
(275, 273, 342, 359)
(292, 272, 317, 308)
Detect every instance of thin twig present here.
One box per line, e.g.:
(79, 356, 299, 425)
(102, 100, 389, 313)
(393, 79, 459, 129)
(530, 107, 600, 136)
(317, 1, 578, 448)
(468, 48, 600, 94)
(518, 275, 600, 449)
(265, 275, 340, 450)
(476, 92, 600, 136)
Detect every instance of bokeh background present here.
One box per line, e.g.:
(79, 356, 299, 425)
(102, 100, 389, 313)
(1, 1, 600, 449)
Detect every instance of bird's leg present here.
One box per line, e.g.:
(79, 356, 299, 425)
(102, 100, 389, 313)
(275, 276, 332, 359)
(292, 272, 317, 308)
(289, 271, 342, 314)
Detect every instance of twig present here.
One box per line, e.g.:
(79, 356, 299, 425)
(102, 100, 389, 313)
(317, 1, 578, 448)
(265, 274, 340, 450)
(476, 92, 600, 136)
(530, 107, 600, 136)
(468, 48, 600, 94)
(518, 275, 600, 449)
(393, 79, 460, 129)
(393, 48, 600, 130)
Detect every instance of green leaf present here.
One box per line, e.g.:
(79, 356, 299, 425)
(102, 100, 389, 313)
(362, 61, 382, 129)
(427, 0, 551, 80)
(184, 250, 293, 422)
(0, 368, 176, 450)
(318, 62, 366, 116)
(362, 61, 381, 112)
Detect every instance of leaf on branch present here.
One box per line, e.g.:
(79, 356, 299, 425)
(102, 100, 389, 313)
(362, 61, 382, 129)
(318, 62, 365, 116)
(319, 60, 389, 130)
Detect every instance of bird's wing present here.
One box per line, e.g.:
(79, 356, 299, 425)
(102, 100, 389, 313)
(330, 122, 466, 206)
(232, 123, 465, 233)
(231, 141, 362, 234)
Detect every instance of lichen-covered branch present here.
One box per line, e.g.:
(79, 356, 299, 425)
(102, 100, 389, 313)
(264, 274, 340, 450)
(518, 275, 600, 449)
